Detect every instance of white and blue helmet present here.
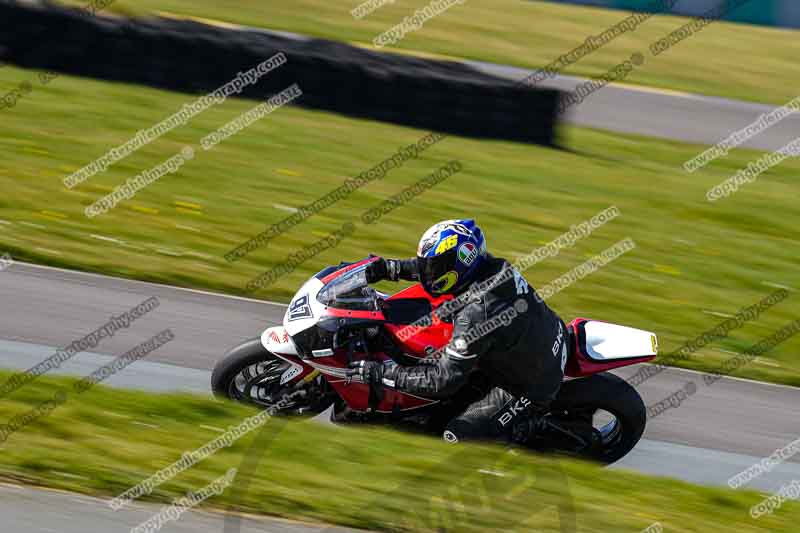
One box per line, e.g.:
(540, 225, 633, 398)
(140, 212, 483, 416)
(416, 219, 487, 295)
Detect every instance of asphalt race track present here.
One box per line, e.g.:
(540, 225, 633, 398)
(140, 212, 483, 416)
(468, 60, 800, 153)
(0, 483, 358, 533)
(1, 262, 799, 498)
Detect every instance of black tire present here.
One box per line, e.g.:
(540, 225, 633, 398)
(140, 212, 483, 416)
(549, 372, 646, 464)
(211, 338, 332, 415)
(211, 337, 278, 401)
(211, 338, 289, 403)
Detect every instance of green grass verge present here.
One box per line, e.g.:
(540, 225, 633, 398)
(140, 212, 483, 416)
(1, 66, 798, 385)
(0, 372, 796, 532)
(56, 0, 800, 105)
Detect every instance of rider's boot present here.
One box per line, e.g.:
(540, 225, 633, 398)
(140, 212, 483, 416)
(509, 402, 551, 445)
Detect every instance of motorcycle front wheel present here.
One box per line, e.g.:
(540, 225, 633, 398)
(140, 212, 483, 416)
(211, 337, 330, 415)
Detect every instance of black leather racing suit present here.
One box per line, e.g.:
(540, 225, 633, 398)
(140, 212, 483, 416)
(378, 254, 567, 442)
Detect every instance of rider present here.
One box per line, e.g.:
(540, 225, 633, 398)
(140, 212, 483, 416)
(349, 219, 568, 444)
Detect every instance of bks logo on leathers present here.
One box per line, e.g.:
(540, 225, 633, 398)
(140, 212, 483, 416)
(498, 396, 532, 427)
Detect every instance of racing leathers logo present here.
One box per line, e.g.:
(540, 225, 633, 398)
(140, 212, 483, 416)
(497, 396, 532, 427)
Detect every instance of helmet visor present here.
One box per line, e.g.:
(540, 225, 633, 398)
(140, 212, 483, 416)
(417, 248, 458, 294)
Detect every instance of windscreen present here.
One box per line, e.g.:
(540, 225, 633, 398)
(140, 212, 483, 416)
(316, 267, 378, 311)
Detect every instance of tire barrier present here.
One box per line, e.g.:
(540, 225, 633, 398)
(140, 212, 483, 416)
(0, 0, 560, 145)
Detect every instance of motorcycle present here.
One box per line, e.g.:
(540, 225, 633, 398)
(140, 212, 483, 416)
(212, 257, 658, 464)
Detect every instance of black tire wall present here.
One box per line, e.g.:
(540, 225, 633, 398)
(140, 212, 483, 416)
(0, 0, 561, 145)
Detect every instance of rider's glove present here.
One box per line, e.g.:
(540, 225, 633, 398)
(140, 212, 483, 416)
(365, 255, 389, 283)
(347, 360, 384, 386)
(348, 360, 393, 411)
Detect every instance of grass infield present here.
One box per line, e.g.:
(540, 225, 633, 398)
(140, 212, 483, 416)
(0, 372, 797, 532)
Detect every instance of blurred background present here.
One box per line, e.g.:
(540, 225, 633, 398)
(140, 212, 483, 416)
(0, 1, 798, 531)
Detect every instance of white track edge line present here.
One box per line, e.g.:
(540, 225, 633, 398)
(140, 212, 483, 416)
(14, 261, 287, 307)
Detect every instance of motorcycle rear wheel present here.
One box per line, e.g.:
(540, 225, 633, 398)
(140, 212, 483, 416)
(540, 372, 647, 464)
